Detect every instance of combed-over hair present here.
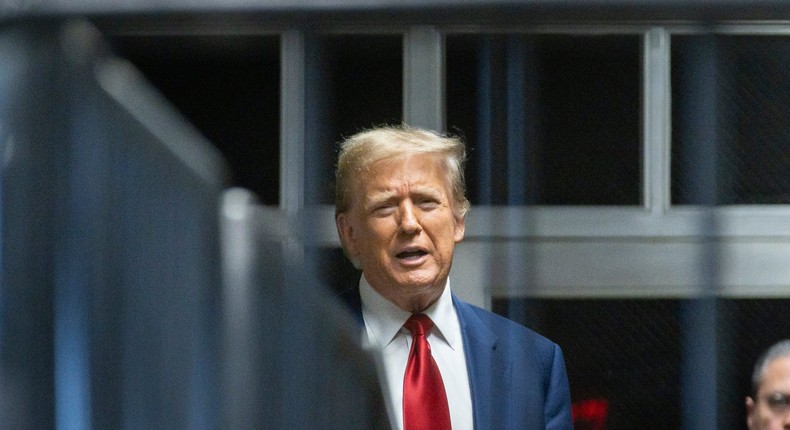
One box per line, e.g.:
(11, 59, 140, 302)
(334, 124, 470, 220)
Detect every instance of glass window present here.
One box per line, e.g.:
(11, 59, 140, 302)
(304, 34, 403, 205)
(446, 34, 642, 205)
(672, 35, 790, 205)
(494, 298, 790, 430)
(494, 298, 681, 429)
(108, 35, 281, 205)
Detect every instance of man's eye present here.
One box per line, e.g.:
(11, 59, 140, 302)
(373, 204, 395, 214)
(417, 199, 439, 209)
(766, 392, 790, 409)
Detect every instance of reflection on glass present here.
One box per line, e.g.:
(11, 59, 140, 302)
(672, 35, 790, 205)
(305, 34, 403, 205)
(494, 298, 790, 430)
(447, 34, 642, 206)
(109, 34, 281, 205)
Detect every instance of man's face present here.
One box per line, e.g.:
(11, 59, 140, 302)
(747, 356, 790, 430)
(336, 153, 465, 312)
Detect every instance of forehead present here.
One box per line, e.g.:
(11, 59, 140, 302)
(760, 356, 790, 392)
(360, 153, 448, 190)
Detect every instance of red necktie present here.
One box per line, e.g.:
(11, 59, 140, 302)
(403, 314, 451, 430)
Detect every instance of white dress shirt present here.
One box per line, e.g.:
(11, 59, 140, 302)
(359, 275, 474, 430)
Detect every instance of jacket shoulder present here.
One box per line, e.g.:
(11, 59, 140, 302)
(454, 297, 561, 357)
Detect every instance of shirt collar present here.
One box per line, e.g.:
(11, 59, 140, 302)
(359, 275, 460, 351)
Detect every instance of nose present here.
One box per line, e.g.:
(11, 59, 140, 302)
(399, 201, 421, 234)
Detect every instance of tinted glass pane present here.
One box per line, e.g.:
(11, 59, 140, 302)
(672, 35, 790, 204)
(109, 35, 281, 205)
(305, 35, 403, 205)
(447, 34, 642, 205)
(493, 298, 790, 430)
(493, 299, 681, 429)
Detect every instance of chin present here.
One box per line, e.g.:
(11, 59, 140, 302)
(397, 275, 443, 291)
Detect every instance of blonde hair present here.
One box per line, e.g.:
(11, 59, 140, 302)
(334, 125, 470, 219)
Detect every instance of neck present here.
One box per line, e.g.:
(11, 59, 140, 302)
(392, 283, 446, 314)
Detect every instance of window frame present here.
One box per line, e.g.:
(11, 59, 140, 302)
(103, 20, 790, 302)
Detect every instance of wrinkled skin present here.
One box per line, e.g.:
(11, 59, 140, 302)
(336, 153, 465, 313)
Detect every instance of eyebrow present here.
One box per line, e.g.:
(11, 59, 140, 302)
(363, 192, 398, 211)
(363, 186, 444, 209)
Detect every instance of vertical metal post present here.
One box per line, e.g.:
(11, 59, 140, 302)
(476, 36, 494, 205)
(679, 32, 720, 430)
(279, 29, 305, 427)
(220, 189, 266, 429)
(281, 30, 306, 216)
(644, 27, 671, 213)
(503, 35, 540, 320)
(279, 29, 307, 285)
(55, 23, 102, 430)
(404, 26, 444, 131)
(506, 35, 527, 205)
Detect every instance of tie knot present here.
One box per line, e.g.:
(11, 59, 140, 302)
(404, 313, 434, 337)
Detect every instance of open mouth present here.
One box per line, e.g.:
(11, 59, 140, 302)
(396, 249, 428, 260)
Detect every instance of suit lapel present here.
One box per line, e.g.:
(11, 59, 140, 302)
(344, 289, 505, 427)
(453, 296, 500, 429)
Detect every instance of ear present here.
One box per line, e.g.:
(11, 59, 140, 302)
(745, 396, 755, 430)
(336, 213, 359, 258)
(453, 215, 465, 243)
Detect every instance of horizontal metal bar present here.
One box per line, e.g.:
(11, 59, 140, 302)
(14, 0, 790, 23)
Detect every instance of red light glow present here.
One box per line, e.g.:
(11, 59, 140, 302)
(572, 398, 609, 430)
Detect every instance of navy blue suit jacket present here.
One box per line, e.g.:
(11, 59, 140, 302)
(340, 287, 573, 430)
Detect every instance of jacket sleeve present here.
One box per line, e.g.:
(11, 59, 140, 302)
(545, 344, 574, 430)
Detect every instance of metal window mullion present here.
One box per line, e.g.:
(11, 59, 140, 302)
(404, 26, 444, 131)
(280, 30, 306, 215)
(279, 30, 308, 276)
(644, 27, 672, 214)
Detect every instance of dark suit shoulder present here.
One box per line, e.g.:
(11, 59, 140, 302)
(454, 298, 561, 360)
(453, 297, 573, 429)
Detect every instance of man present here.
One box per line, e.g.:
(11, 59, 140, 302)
(335, 125, 573, 430)
(746, 340, 790, 430)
